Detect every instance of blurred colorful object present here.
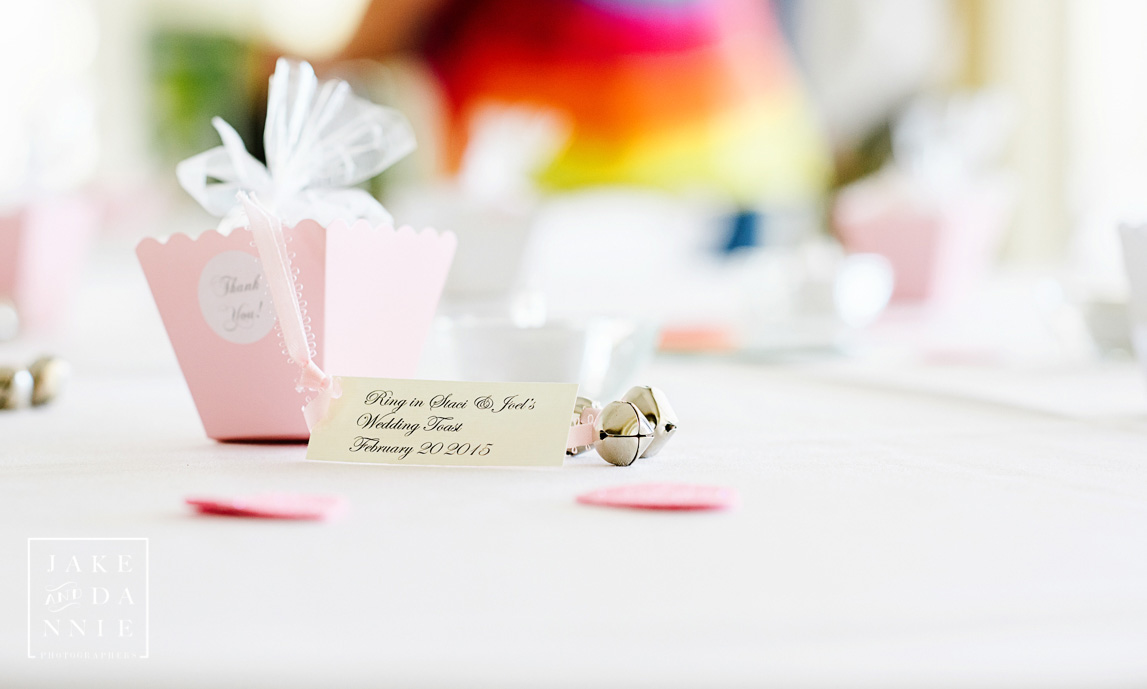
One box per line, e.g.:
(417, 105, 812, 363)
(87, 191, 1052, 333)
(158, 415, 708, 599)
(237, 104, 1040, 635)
(425, 0, 829, 204)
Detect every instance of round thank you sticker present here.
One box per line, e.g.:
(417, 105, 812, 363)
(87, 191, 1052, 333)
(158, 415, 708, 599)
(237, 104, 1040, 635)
(197, 250, 276, 344)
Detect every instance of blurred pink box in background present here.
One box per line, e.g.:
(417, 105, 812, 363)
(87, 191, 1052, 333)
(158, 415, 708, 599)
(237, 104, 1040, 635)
(137, 220, 455, 442)
(833, 177, 1010, 303)
(0, 196, 99, 332)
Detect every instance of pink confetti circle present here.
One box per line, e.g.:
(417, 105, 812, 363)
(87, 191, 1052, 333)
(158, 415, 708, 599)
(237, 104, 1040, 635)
(576, 483, 738, 511)
(186, 494, 347, 521)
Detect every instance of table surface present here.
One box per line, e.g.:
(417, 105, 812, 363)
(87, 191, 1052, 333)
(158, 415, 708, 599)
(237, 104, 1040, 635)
(4, 345, 1147, 688)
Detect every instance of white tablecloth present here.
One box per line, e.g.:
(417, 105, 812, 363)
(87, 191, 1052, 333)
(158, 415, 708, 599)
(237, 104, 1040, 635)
(4, 349, 1147, 687)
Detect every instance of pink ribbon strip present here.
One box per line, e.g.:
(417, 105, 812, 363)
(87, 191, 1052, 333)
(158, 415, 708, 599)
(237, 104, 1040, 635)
(240, 192, 340, 430)
(567, 422, 596, 450)
(566, 406, 601, 451)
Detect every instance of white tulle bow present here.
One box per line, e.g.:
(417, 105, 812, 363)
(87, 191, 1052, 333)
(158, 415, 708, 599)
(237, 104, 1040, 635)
(177, 58, 415, 232)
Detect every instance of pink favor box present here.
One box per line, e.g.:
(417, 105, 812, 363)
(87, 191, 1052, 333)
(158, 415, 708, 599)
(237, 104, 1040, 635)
(0, 196, 99, 332)
(833, 180, 1009, 303)
(137, 219, 456, 441)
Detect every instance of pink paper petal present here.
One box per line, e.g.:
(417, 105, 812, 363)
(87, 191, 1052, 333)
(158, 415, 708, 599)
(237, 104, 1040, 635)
(186, 494, 347, 520)
(576, 483, 737, 511)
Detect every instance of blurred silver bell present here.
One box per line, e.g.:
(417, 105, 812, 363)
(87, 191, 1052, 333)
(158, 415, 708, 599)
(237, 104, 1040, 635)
(567, 396, 601, 456)
(28, 356, 70, 406)
(593, 400, 654, 466)
(0, 366, 33, 410)
(621, 385, 678, 457)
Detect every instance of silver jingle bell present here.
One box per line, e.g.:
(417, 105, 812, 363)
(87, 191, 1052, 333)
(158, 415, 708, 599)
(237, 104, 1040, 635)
(28, 356, 70, 407)
(0, 366, 33, 410)
(593, 400, 654, 466)
(567, 396, 602, 456)
(621, 385, 678, 457)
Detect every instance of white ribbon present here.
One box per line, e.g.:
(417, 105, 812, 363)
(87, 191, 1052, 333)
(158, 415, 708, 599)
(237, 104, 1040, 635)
(177, 58, 416, 233)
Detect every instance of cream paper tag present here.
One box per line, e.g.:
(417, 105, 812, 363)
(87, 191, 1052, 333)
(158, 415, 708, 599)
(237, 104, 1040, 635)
(306, 377, 579, 466)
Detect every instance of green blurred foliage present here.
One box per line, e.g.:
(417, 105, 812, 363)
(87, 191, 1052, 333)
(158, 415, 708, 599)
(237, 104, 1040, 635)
(149, 31, 259, 164)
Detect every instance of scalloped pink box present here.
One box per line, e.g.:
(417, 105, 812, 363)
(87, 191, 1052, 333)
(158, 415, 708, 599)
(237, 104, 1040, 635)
(833, 179, 1009, 303)
(137, 220, 455, 441)
(0, 196, 99, 332)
